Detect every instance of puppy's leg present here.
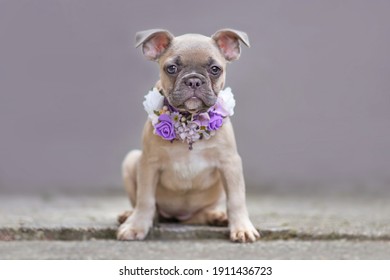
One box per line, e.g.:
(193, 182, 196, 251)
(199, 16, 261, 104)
(117, 150, 141, 224)
(117, 153, 159, 241)
(221, 155, 260, 243)
(122, 150, 142, 206)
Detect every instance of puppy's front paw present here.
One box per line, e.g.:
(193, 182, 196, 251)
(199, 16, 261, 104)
(117, 218, 152, 241)
(230, 222, 260, 243)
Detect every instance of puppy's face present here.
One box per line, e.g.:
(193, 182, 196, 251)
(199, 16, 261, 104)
(136, 29, 250, 113)
(158, 35, 226, 113)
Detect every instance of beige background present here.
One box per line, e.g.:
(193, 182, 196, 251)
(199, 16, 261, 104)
(1, 0, 389, 194)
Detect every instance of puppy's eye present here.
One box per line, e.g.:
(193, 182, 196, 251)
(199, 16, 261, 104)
(166, 65, 178, 75)
(210, 65, 222, 76)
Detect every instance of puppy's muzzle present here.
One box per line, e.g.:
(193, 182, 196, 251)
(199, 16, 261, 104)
(180, 74, 210, 112)
(184, 75, 205, 90)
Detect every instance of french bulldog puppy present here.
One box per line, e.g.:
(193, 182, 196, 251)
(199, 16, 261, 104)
(117, 29, 260, 242)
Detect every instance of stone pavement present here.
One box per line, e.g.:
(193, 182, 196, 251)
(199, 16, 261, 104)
(0, 192, 389, 259)
(2, 240, 390, 260)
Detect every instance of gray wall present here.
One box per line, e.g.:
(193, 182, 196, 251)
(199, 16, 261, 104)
(1, 0, 389, 194)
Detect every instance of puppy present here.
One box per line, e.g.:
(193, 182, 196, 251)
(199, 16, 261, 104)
(117, 29, 260, 243)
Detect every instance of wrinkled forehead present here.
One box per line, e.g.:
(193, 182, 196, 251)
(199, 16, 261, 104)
(159, 34, 225, 66)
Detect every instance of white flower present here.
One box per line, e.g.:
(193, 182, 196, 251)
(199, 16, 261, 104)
(149, 114, 159, 125)
(171, 112, 182, 128)
(142, 86, 235, 149)
(143, 88, 164, 120)
(218, 87, 236, 116)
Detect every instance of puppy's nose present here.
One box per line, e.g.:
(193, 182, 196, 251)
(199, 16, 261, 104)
(185, 77, 203, 89)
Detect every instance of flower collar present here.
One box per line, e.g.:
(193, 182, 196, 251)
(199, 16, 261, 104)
(143, 87, 236, 150)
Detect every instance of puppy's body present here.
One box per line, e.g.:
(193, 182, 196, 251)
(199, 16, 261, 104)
(123, 121, 227, 221)
(118, 29, 260, 242)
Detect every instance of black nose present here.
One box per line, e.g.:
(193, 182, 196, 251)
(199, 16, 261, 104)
(185, 77, 203, 89)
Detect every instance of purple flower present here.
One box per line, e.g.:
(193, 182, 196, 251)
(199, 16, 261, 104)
(208, 112, 224, 131)
(155, 114, 176, 140)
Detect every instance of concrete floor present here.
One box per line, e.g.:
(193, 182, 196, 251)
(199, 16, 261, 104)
(0, 192, 389, 259)
(1, 240, 389, 260)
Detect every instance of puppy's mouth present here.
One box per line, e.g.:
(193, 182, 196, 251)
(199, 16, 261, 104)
(167, 74, 218, 114)
(169, 90, 217, 114)
(170, 96, 214, 114)
(183, 97, 206, 113)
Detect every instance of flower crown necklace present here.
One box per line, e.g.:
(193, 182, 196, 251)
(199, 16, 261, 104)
(143, 87, 235, 150)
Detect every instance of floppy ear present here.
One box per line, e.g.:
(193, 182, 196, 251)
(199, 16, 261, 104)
(212, 29, 250, 61)
(135, 29, 174, 61)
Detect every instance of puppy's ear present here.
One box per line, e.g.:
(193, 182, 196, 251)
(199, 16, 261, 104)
(212, 29, 250, 61)
(135, 29, 174, 61)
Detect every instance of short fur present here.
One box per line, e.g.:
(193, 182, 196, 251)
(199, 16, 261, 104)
(117, 29, 259, 242)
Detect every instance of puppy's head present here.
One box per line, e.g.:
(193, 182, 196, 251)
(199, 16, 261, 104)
(135, 29, 250, 114)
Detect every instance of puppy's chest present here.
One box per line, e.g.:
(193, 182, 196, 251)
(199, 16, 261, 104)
(161, 147, 217, 186)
